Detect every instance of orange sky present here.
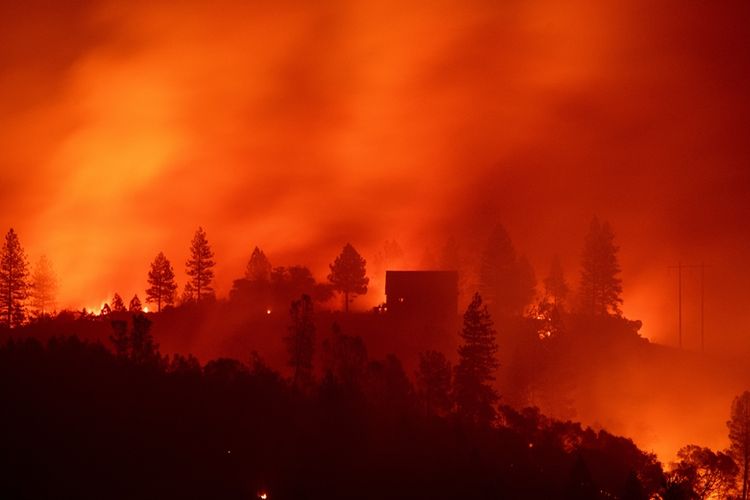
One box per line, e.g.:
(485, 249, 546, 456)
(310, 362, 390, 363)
(1, 0, 749, 355)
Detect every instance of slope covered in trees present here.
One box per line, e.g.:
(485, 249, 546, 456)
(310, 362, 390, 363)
(0, 331, 667, 500)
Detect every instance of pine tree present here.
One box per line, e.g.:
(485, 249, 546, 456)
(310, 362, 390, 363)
(129, 294, 142, 312)
(29, 255, 58, 318)
(579, 217, 623, 316)
(479, 224, 535, 317)
(285, 294, 315, 388)
(111, 293, 126, 312)
(322, 322, 368, 388)
(453, 293, 500, 425)
(328, 243, 368, 312)
(180, 282, 195, 305)
(0, 229, 30, 328)
(245, 246, 272, 282)
(185, 227, 215, 304)
(130, 313, 158, 365)
(544, 255, 569, 307)
(416, 350, 452, 416)
(728, 391, 750, 500)
(109, 314, 158, 364)
(146, 252, 177, 312)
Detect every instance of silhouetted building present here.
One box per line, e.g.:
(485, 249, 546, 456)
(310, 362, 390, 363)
(385, 271, 458, 319)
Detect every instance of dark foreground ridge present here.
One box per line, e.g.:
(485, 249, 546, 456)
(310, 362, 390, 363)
(1, 331, 666, 500)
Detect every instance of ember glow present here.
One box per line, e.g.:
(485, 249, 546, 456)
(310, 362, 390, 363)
(1, 0, 750, 488)
(0, 0, 746, 350)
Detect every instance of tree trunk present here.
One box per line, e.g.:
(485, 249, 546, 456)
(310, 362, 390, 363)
(344, 291, 349, 313)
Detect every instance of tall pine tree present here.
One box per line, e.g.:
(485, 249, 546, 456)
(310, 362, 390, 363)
(453, 293, 500, 425)
(0, 229, 29, 328)
(285, 294, 316, 389)
(185, 227, 215, 304)
(328, 243, 368, 313)
(146, 252, 177, 312)
(578, 217, 623, 316)
(479, 224, 535, 317)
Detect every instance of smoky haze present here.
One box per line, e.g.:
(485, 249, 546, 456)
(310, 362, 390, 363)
(1, 0, 749, 354)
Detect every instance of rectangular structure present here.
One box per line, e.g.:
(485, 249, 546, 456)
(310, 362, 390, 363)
(385, 270, 458, 318)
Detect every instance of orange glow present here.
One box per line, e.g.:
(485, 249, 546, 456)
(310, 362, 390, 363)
(1, 0, 749, 467)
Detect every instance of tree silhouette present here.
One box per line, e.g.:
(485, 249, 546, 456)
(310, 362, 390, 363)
(109, 314, 159, 364)
(328, 243, 368, 312)
(100, 303, 112, 316)
(0, 229, 29, 328)
(454, 293, 499, 425)
(146, 252, 177, 312)
(111, 293, 126, 312)
(28, 255, 58, 318)
(579, 217, 623, 316)
(322, 322, 368, 388)
(180, 282, 195, 305)
(364, 354, 413, 414)
(128, 294, 142, 313)
(729, 391, 750, 500)
(479, 224, 535, 317)
(245, 246, 272, 282)
(416, 350, 452, 416)
(670, 444, 738, 499)
(285, 294, 315, 389)
(186, 227, 215, 304)
(130, 313, 158, 364)
(544, 255, 569, 308)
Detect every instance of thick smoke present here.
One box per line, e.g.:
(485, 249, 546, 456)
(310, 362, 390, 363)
(1, 0, 750, 461)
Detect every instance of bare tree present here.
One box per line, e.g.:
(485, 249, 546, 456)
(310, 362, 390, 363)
(285, 294, 315, 388)
(29, 254, 58, 318)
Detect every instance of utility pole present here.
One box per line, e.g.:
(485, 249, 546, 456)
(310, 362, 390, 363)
(669, 262, 707, 351)
(678, 261, 682, 349)
(700, 262, 705, 353)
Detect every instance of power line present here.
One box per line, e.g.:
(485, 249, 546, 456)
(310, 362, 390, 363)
(668, 262, 707, 351)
